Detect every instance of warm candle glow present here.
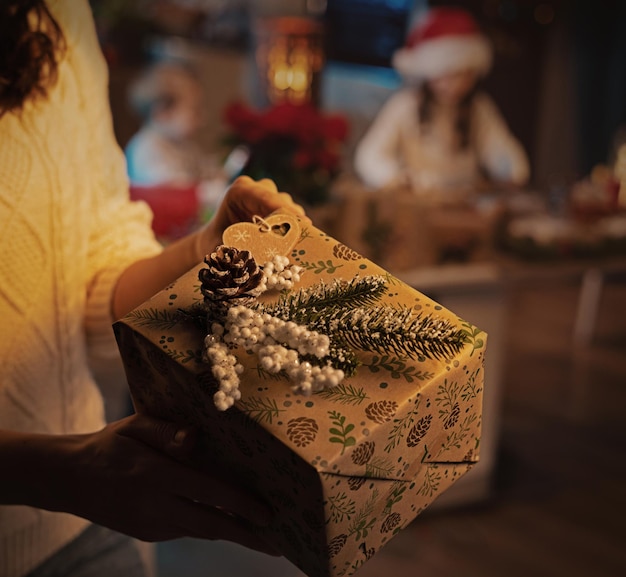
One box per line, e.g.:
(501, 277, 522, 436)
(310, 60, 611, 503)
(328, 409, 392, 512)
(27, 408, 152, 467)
(256, 17, 325, 106)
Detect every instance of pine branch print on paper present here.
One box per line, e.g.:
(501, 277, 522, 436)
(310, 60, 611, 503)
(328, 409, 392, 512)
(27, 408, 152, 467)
(366, 355, 435, 382)
(460, 321, 485, 356)
(125, 308, 182, 330)
(347, 488, 379, 540)
(327, 492, 356, 523)
(384, 398, 421, 452)
(315, 383, 369, 406)
(237, 396, 284, 425)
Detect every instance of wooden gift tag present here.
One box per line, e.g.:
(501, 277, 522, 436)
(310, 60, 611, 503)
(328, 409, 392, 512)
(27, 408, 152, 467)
(222, 213, 301, 263)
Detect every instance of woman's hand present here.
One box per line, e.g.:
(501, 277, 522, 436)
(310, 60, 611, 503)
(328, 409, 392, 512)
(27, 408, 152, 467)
(114, 177, 308, 319)
(195, 176, 308, 262)
(0, 414, 277, 554)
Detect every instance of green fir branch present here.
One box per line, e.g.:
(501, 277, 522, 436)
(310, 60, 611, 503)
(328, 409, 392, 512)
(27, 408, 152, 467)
(310, 305, 466, 362)
(257, 276, 388, 325)
(237, 396, 284, 425)
(327, 492, 356, 523)
(125, 307, 182, 330)
(314, 383, 369, 406)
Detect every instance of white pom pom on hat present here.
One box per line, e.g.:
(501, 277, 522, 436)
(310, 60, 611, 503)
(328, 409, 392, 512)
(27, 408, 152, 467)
(392, 7, 493, 81)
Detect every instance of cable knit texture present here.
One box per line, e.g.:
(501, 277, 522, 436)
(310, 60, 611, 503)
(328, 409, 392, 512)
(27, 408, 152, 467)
(0, 2, 162, 576)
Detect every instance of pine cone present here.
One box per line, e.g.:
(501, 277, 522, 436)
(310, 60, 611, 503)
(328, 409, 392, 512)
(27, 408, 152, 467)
(348, 477, 366, 491)
(333, 243, 361, 261)
(380, 512, 402, 533)
(365, 400, 398, 423)
(351, 441, 375, 465)
(328, 534, 347, 558)
(444, 403, 461, 429)
(287, 417, 319, 447)
(198, 245, 265, 303)
(406, 414, 432, 447)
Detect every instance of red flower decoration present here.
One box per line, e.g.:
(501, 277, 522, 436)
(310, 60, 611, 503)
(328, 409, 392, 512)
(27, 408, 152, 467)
(221, 101, 349, 205)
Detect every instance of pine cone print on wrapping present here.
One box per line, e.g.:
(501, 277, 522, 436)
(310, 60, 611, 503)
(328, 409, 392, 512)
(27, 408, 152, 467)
(351, 441, 375, 465)
(444, 402, 461, 429)
(328, 534, 347, 558)
(287, 417, 319, 447)
(348, 477, 366, 491)
(380, 512, 402, 533)
(333, 242, 362, 261)
(198, 245, 265, 303)
(365, 400, 398, 423)
(406, 414, 432, 447)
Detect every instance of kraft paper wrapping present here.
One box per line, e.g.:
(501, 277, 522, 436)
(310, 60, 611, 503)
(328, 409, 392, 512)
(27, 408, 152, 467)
(114, 215, 486, 577)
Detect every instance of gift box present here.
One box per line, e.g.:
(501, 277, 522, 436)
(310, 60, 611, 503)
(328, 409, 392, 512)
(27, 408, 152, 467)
(113, 213, 486, 577)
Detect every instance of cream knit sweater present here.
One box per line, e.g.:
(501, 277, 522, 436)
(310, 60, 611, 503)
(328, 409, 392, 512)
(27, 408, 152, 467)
(0, 2, 162, 576)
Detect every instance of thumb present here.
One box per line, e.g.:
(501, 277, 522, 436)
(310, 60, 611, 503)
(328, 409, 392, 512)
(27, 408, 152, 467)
(117, 413, 197, 460)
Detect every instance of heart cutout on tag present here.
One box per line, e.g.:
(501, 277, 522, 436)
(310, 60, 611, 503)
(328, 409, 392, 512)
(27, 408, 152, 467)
(222, 213, 301, 263)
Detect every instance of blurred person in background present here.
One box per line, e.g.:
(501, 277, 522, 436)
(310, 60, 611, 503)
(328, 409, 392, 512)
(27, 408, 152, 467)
(354, 6, 530, 194)
(125, 59, 229, 226)
(0, 1, 306, 576)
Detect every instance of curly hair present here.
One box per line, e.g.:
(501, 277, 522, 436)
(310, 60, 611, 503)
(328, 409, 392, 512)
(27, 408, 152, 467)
(0, 0, 65, 116)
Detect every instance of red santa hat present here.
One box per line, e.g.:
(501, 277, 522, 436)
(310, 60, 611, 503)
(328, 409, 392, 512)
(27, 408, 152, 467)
(392, 7, 493, 81)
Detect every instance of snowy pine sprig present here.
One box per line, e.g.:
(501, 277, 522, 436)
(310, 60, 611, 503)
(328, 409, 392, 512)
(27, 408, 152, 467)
(197, 249, 466, 411)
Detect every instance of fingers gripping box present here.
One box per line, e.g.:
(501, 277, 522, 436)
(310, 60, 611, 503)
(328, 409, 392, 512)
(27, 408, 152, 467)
(113, 213, 486, 577)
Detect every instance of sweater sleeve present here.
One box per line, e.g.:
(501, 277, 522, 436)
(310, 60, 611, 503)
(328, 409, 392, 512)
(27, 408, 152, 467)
(66, 2, 163, 353)
(354, 90, 413, 189)
(473, 93, 530, 186)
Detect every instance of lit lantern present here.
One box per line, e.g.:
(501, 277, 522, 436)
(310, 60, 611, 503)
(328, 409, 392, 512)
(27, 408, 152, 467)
(255, 17, 325, 107)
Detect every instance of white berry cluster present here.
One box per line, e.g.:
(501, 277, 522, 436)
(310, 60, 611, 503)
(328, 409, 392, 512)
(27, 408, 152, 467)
(203, 256, 346, 410)
(260, 255, 303, 291)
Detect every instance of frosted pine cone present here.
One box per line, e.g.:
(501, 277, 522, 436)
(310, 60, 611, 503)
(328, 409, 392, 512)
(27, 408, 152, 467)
(351, 441, 375, 465)
(328, 534, 348, 557)
(365, 400, 398, 423)
(333, 243, 361, 261)
(406, 414, 432, 447)
(199, 246, 265, 303)
(444, 403, 461, 429)
(287, 417, 319, 447)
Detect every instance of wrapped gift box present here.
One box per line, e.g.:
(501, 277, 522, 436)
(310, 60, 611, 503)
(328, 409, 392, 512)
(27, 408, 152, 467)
(113, 214, 486, 577)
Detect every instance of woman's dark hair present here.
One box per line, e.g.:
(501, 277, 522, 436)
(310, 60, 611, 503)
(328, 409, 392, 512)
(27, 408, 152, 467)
(418, 81, 477, 150)
(0, 0, 65, 116)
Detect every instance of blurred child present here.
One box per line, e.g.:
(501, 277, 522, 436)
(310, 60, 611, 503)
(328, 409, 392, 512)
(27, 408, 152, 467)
(354, 7, 530, 194)
(125, 60, 228, 232)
